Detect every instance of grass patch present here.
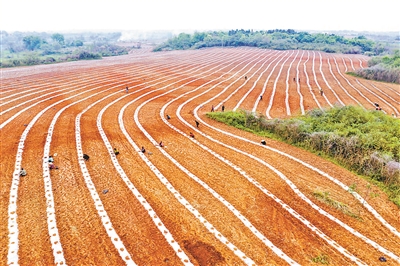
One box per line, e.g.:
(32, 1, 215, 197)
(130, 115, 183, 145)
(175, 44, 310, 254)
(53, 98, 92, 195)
(207, 106, 400, 207)
(313, 191, 361, 220)
(311, 254, 330, 264)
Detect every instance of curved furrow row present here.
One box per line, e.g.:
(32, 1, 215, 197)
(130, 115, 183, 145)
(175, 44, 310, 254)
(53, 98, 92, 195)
(295, 50, 306, 115)
(0, 49, 227, 126)
(232, 51, 282, 112)
(159, 76, 369, 264)
(303, 51, 322, 110)
(166, 63, 400, 263)
(355, 79, 399, 115)
(367, 82, 400, 105)
(212, 49, 276, 111)
(116, 52, 269, 264)
(316, 52, 345, 106)
(265, 50, 295, 118)
(284, 50, 300, 116)
(2, 47, 399, 265)
(132, 58, 300, 264)
(4, 49, 242, 265)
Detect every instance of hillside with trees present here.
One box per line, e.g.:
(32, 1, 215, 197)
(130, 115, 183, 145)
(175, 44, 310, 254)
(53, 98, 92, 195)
(154, 29, 400, 83)
(0, 31, 132, 68)
(153, 29, 379, 54)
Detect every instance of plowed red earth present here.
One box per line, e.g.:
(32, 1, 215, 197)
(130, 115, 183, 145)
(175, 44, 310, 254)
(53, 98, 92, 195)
(1, 47, 399, 266)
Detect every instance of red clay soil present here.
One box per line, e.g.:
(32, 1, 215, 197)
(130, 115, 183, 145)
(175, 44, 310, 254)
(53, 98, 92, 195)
(1, 47, 399, 266)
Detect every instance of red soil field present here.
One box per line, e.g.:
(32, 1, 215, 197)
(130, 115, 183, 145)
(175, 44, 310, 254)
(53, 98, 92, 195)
(1, 47, 399, 265)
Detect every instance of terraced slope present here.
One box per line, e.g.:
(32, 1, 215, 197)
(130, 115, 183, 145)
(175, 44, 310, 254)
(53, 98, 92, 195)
(1, 47, 399, 266)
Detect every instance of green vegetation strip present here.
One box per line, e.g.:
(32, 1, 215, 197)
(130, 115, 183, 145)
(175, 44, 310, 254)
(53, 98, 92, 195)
(348, 50, 400, 84)
(154, 29, 376, 54)
(207, 106, 400, 207)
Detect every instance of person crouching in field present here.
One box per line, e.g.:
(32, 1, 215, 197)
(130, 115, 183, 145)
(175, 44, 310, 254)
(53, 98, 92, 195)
(20, 168, 27, 176)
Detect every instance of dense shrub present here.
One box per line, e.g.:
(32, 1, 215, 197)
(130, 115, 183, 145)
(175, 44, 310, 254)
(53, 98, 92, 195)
(354, 50, 400, 83)
(355, 64, 400, 83)
(207, 106, 400, 206)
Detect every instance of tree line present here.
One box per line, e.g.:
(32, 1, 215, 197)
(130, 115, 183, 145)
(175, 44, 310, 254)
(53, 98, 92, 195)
(0, 31, 130, 68)
(153, 29, 380, 54)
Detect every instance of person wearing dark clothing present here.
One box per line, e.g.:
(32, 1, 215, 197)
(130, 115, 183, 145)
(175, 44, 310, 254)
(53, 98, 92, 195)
(83, 154, 90, 161)
(211, 105, 214, 112)
(260, 95, 263, 100)
(166, 115, 171, 120)
(114, 148, 119, 155)
(20, 168, 27, 176)
(159, 141, 164, 147)
(195, 120, 199, 128)
(221, 105, 225, 112)
(245, 76, 247, 80)
(141, 146, 146, 153)
(189, 132, 195, 138)
(49, 162, 59, 170)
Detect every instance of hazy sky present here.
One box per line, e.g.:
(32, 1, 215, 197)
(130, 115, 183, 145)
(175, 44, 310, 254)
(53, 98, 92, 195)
(1, 0, 399, 33)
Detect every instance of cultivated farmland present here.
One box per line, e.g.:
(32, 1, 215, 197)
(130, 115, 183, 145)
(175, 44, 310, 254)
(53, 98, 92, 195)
(1, 47, 399, 265)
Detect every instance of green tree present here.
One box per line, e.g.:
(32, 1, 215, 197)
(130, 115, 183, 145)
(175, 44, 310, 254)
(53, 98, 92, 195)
(51, 33, 65, 45)
(22, 35, 42, 50)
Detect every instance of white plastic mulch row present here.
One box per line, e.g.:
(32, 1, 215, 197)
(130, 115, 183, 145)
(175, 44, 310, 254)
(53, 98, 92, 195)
(90, 51, 249, 264)
(355, 79, 399, 116)
(214, 49, 279, 111)
(214, 51, 400, 243)
(231, 50, 283, 111)
(326, 57, 359, 106)
(135, 86, 301, 264)
(115, 52, 276, 265)
(284, 50, 300, 116)
(347, 57, 356, 71)
(382, 84, 400, 97)
(6, 51, 218, 265)
(265, 50, 296, 118)
(302, 51, 322, 110)
(310, 51, 333, 108)
(367, 82, 399, 105)
(316, 52, 338, 106)
(333, 57, 388, 114)
(295, 50, 306, 115)
(249, 50, 289, 113)
(7, 84, 112, 265)
(0, 71, 88, 101)
(188, 108, 400, 261)
(6, 66, 157, 265)
(76, 89, 137, 265)
(0, 68, 123, 110)
(166, 71, 368, 264)
(164, 53, 399, 262)
(0, 75, 124, 128)
(0, 52, 205, 118)
(130, 49, 301, 264)
(0, 48, 214, 129)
